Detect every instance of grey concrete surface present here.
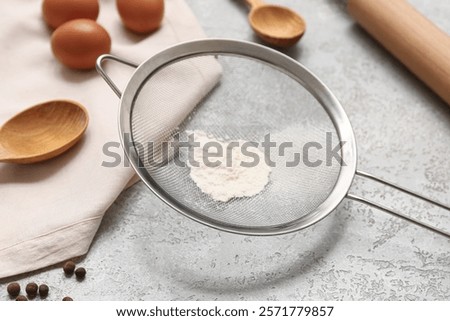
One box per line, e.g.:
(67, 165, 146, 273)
(1, 0, 449, 301)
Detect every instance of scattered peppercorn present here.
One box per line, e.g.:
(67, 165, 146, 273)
(25, 282, 38, 297)
(63, 261, 76, 276)
(75, 267, 86, 280)
(62, 296, 73, 301)
(16, 295, 28, 301)
(39, 284, 49, 298)
(7, 282, 21, 297)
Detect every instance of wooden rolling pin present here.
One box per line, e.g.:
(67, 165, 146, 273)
(348, 0, 450, 105)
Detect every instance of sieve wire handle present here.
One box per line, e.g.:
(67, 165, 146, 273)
(347, 170, 450, 238)
(96, 54, 139, 98)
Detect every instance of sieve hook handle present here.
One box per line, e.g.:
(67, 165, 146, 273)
(96, 54, 139, 99)
(347, 170, 450, 238)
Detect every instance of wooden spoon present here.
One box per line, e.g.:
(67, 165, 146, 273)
(245, 0, 306, 47)
(0, 100, 89, 164)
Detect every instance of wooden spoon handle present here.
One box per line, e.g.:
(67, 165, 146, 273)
(348, 0, 450, 106)
(245, 0, 265, 9)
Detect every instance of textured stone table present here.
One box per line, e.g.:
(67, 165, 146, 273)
(1, 0, 449, 301)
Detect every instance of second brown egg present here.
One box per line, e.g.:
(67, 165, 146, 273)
(117, 0, 164, 34)
(42, 0, 100, 29)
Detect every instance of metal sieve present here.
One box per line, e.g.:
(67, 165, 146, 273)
(96, 39, 450, 237)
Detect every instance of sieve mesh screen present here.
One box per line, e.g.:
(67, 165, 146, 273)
(130, 54, 342, 228)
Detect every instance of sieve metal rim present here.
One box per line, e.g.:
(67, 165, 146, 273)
(117, 39, 358, 236)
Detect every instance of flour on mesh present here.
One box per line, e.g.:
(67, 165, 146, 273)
(187, 130, 271, 202)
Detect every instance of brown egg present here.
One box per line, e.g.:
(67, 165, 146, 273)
(51, 19, 111, 70)
(117, 0, 164, 34)
(42, 0, 100, 29)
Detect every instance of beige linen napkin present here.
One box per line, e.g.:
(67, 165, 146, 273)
(0, 0, 221, 278)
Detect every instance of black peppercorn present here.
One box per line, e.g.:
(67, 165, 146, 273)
(75, 267, 86, 280)
(62, 296, 73, 301)
(7, 282, 21, 297)
(25, 282, 38, 297)
(16, 295, 28, 301)
(39, 284, 49, 298)
(63, 261, 76, 275)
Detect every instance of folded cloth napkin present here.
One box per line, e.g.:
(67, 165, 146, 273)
(0, 0, 221, 278)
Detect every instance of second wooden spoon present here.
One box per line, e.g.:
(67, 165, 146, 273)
(245, 0, 306, 47)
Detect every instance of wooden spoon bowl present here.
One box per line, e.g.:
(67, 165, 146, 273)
(0, 100, 89, 164)
(246, 0, 306, 47)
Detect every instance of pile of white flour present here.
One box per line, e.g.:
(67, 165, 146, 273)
(187, 130, 271, 202)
